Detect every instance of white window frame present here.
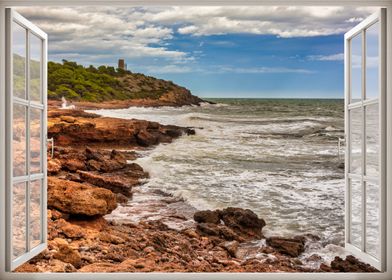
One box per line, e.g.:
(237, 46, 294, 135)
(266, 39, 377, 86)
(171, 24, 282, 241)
(0, 1, 391, 280)
(344, 9, 386, 271)
(5, 8, 48, 272)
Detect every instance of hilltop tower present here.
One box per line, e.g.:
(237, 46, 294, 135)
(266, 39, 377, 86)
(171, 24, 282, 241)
(118, 59, 126, 70)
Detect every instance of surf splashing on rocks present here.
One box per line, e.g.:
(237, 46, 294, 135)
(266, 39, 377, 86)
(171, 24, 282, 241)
(89, 98, 347, 265)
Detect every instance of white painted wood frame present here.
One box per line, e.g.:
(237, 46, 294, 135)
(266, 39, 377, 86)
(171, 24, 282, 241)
(0, 1, 391, 280)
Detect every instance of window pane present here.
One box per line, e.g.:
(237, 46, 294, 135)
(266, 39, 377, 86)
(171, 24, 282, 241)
(13, 104, 27, 177)
(351, 33, 362, 103)
(30, 108, 42, 174)
(366, 103, 379, 177)
(366, 21, 379, 100)
(13, 22, 26, 100)
(30, 34, 42, 103)
(366, 181, 380, 259)
(350, 108, 362, 174)
(13, 181, 26, 260)
(31, 180, 42, 249)
(350, 179, 362, 249)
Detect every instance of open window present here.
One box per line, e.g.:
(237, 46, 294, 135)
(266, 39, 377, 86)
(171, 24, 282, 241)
(344, 8, 386, 271)
(0, 4, 390, 278)
(5, 8, 48, 271)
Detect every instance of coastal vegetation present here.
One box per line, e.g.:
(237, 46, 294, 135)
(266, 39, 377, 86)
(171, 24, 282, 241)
(47, 59, 187, 102)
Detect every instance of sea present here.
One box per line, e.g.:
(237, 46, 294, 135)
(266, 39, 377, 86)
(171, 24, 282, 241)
(89, 98, 349, 266)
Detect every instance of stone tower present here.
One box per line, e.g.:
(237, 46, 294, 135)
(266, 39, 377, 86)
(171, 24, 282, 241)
(118, 59, 125, 70)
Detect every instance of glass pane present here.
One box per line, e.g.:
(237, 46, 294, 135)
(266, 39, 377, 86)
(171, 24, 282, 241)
(366, 21, 379, 100)
(366, 103, 379, 177)
(30, 34, 42, 102)
(31, 180, 42, 249)
(350, 108, 362, 174)
(13, 181, 26, 260)
(351, 33, 362, 103)
(350, 179, 362, 249)
(13, 104, 27, 177)
(366, 181, 380, 259)
(30, 108, 42, 174)
(13, 22, 26, 100)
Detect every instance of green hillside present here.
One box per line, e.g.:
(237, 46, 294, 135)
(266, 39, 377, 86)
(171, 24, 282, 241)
(14, 55, 195, 103)
(48, 60, 190, 102)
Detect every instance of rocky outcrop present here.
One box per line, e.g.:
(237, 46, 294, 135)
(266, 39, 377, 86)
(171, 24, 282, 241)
(193, 208, 266, 241)
(48, 109, 194, 148)
(48, 177, 117, 216)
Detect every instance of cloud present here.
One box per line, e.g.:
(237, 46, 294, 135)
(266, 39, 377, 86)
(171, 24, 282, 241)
(15, 6, 376, 68)
(216, 66, 315, 74)
(146, 6, 377, 38)
(308, 53, 344, 61)
(16, 6, 191, 66)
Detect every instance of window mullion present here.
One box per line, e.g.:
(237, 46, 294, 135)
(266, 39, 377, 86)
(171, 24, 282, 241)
(25, 29, 31, 253)
(361, 29, 366, 252)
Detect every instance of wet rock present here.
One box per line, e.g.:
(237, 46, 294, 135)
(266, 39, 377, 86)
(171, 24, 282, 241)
(266, 237, 305, 257)
(196, 223, 242, 242)
(116, 193, 129, 204)
(78, 171, 133, 197)
(136, 130, 158, 147)
(220, 240, 239, 258)
(48, 177, 117, 216)
(220, 207, 266, 240)
(330, 255, 379, 272)
(194, 210, 221, 224)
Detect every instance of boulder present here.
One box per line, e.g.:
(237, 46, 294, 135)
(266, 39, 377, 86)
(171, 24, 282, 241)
(48, 177, 117, 216)
(266, 237, 305, 257)
(194, 210, 221, 224)
(220, 207, 266, 240)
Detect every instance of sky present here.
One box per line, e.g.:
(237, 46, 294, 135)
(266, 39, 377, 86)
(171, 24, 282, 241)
(16, 6, 378, 98)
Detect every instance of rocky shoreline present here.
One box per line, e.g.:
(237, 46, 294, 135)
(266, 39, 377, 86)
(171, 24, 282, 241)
(16, 108, 377, 273)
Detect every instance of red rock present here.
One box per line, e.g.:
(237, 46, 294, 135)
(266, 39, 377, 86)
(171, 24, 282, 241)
(194, 210, 221, 224)
(220, 240, 239, 257)
(61, 158, 86, 172)
(48, 177, 117, 216)
(330, 255, 379, 272)
(220, 207, 266, 240)
(78, 171, 134, 196)
(47, 158, 62, 174)
(266, 237, 305, 257)
(196, 223, 243, 242)
(53, 243, 82, 268)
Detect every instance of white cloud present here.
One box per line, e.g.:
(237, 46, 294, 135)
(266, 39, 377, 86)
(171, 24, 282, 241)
(15, 6, 377, 68)
(308, 53, 344, 61)
(146, 6, 378, 38)
(217, 66, 315, 74)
